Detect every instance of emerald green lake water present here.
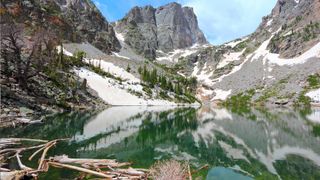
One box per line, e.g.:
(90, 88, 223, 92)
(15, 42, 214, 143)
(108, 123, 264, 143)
(1, 106, 320, 179)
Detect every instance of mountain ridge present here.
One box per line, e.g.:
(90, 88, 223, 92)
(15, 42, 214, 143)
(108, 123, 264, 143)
(181, 0, 320, 106)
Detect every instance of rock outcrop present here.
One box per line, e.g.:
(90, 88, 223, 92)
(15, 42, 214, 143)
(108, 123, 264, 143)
(115, 2, 207, 59)
(256, 0, 320, 58)
(1, 0, 120, 53)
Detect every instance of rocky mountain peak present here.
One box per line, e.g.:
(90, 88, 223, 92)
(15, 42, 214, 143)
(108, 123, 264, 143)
(115, 2, 207, 59)
(125, 5, 156, 24)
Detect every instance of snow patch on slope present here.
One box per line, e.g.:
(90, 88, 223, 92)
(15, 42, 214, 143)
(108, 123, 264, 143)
(84, 58, 138, 82)
(56, 46, 73, 56)
(267, 42, 320, 66)
(115, 31, 125, 42)
(192, 62, 213, 85)
(306, 88, 320, 102)
(75, 68, 177, 105)
(112, 52, 131, 59)
(156, 44, 210, 62)
(216, 49, 245, 69)
(213, 38, 319, 86)
(266, 19, 273, 27)
(224, 37, 249, 48)
(157, 48, 197, 62)
(211, 89, 232, 101)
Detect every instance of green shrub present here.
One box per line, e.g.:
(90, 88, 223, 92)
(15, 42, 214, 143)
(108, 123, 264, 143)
(296, 94, 311, 107)
(307, 74, 320, 88)
(233, 41, 247, 51)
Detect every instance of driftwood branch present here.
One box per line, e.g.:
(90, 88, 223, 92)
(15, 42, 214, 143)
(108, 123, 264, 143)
(188, 163, 192, 180)
(1, 138, 148, 179)
(51, 155, 131, 168)
(48, 161, 114, 179)
(16, 154, 32, 170)
(38, 141, 56, 170)
(28, 145, 46, 161)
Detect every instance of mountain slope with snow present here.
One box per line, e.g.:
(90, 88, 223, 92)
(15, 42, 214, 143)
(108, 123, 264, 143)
(61, 44, 200, 106)
(175, 0, 320, 106)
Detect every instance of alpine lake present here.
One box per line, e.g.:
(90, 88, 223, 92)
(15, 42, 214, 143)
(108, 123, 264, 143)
(1, 106, 320, 179)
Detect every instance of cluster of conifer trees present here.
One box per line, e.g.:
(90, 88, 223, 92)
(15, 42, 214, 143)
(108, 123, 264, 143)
(138, 65, 197, 96)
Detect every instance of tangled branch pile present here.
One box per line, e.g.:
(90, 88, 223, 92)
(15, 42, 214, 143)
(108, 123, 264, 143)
(0, 138, 148, 179)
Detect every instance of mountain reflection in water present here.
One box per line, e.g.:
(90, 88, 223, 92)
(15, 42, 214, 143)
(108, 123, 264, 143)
(1, 106, 320, 179)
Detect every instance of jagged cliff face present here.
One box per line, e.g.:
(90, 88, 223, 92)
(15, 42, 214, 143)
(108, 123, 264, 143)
(54, 0, 121, 53)
(255, 0, 320, 58)
(1, 0, 120, 53)
(115, 2, 207, 59)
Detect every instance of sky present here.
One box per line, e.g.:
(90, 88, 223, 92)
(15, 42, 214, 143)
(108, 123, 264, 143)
(93, 0, 277, 45)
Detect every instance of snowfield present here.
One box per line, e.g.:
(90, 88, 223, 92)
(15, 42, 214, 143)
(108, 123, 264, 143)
(192, 62, 214, 85)
(211, 89, 232, 101)
(115, 31, 125, 42)
(60, 45, 200, 106)
(306, 88, 320, 103)
(83, 58, 139, 82)
(156, 44, 209, 62)
(250, 37, 320, 66)
(75, 68, 178, 105)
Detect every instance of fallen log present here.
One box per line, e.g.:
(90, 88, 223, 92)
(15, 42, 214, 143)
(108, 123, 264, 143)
(0, 138, 48, 143)
(48, 161, 114, 179)
(50, 155, 132, 168)
(51, 154, 117, 164)
(113, 167, 145, 176)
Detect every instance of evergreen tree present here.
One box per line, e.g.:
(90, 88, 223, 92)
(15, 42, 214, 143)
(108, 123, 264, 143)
(188, 77, 197, 92)
(151, 68, 157, 85)
(175, 83, 182, 95)
(160, 76, 167, 89)
(138, 66, 142, 74)
(126, 64, 131, 72)
(168, 82, 173, 92)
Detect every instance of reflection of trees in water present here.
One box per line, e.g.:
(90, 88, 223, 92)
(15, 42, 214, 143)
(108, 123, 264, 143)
(136, 108, 198, 145)
(0, 111, 96, 139)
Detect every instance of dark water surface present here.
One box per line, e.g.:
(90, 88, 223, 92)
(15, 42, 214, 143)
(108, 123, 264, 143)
(1, 106, 320, 179)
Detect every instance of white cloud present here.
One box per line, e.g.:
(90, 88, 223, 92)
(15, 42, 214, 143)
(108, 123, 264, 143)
(180, 0, 277, 45)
